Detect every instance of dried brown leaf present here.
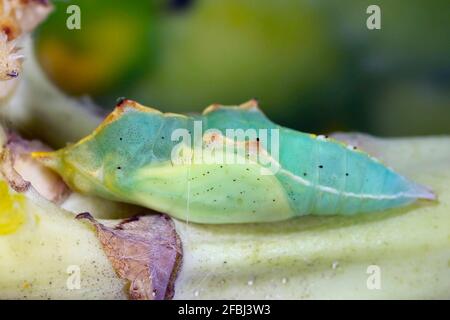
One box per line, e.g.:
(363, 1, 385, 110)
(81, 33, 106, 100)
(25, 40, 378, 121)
(77, 213, 183, 300)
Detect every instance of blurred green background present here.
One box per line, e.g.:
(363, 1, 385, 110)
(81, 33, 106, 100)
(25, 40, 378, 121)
(35, 0, 449, 136)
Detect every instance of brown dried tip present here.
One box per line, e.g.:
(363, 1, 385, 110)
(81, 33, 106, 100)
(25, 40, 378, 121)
(0, 0, 53, 38)
(77, 212, 183, 300)
(0, 0, 52, 83)
(0, 32, 22, 81)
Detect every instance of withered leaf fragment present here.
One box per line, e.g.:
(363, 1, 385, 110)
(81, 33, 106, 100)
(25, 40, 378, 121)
(0, 0, 52, 98)
(0, 33, 22, 81)
(76, 212, 183, 300)
(0, 0, 53, 39)
(0, 136, 30, 192)
(5, 131, 70, 203)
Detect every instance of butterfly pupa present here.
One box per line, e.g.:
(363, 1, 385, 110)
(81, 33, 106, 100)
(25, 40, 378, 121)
(32, 99, 436, 224)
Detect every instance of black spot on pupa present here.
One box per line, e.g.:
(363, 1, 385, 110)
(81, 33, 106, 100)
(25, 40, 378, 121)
(346, 173, 349, 176)
(318, 165, 324, 169)
(117, 166, 122, 170)
(303, 173, 307, 177)
(116, 97, 127, 106)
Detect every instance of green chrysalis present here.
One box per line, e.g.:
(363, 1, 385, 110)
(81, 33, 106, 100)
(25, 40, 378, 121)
(33, 100, 436, 224)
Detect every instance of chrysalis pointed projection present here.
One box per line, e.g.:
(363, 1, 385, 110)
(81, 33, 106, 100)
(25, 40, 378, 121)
(32, 100, 436, 224)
